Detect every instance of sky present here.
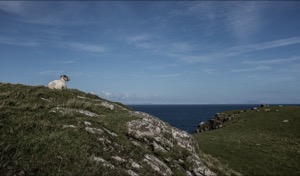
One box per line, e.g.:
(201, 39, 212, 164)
(0, 1, 300, 104)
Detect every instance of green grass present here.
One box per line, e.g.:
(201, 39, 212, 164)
(194, 106, 300, 176)
(0, 83, 149, 175)
(4, 82, 299, 175)
(0, 83, 204, 176)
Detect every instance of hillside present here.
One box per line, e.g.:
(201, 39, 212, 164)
(0, 83, 215, 176)
(194, 105, 300, 176)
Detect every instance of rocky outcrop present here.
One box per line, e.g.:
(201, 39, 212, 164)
(51, 107, 100, 117)
(196, 104, 275, 133)
(143, 154, 173, 176)
(196, 112, 239, 133)
(128, 111, 216, 176)
(51, 96, 216, 175)
(128, 112, 196, 152)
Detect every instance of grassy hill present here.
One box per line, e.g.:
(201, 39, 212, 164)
(0, 83, 214, 176)
(194, 105, 300, 176)
(2, 82, 299, 176)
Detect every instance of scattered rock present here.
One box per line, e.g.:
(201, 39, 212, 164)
(77, 96, 115, 110)
(261, 104, 270, 108)
(130, 140, 144, 148)
(51, 107, 99, 117)
(97, 137, 112, 144)
(129, 159, 142, 169)
(186, 170, 193, 176)
(84, 121, 92, 126)
(187, 155, 216, 176)
(77, 109, 99, 117)
(63, 125, 76, 128)
(103, 128, 118, 137)
(126, 170, 139, 176)
(92, 157, 115, 169)
(282, 119, 289, 123)
(111, 156, 126, 162)
(143, 154, 172, 176)
(101, 101, 114, 110)
(152, 141, 167, 153)
(85, 127, 103, 135)
(178, 159, 184, 163)
(40, 97, 50, 101)
(77, 96, 87, 99)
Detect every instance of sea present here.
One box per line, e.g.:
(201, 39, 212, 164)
(128, 104, 261, 134)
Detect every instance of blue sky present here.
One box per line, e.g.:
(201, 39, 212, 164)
(1, 1, 300, 104)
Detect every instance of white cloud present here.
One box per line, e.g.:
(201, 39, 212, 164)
(99, 91, 113, 97)
(0, 1, 99, 26)
(248, 74, 294, 81)
(126, 34, 164, 51)
(231, 66, 271, 73)
(146, 63, 177, 70)
(0, 35, 107, 54)
(0, 1, 25, 14)
(178, 37, 300, 63)
(167, 1, 266, 40)
(203, 69, 218, 75)
(135, 42, 158, 50)
(229, 36, 300, 54)
(98, 91, 161, 104)
(71, 72, 93, 78)
(39, 70, 64, 76)
(162, 2, 299, 63)
(39, 70, 92, 79)
(0, 37, 39, 47)
(126, 34, 151, 43)
(169, 42, 192, 53)
(224, 2, 266, 41)
(61, 42, 107, 53)
(126, 33, 192, 54)
(242, 56, 300, 65)
(178, 55, 212, 63)
(54, 60, 76, 64)
(152, 74, 180, 78)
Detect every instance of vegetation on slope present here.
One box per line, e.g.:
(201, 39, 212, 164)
(0, 83, 214, 176)
(194, 106, 300, 176)
(0, 83, 140, 175)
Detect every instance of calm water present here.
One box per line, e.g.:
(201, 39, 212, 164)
(128, 104, 259, 133)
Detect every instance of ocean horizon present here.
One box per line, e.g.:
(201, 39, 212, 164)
(128, 104, 298, 133)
